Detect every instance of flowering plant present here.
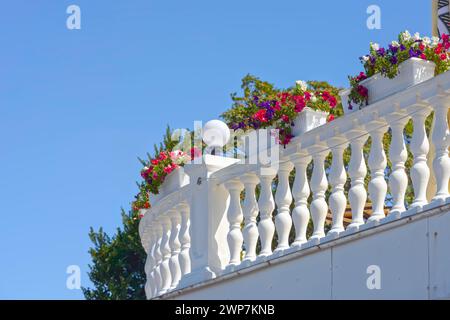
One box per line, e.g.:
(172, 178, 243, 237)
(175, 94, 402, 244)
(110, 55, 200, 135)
(226, 77, 338, 145)
(131, 183, 150, 219)
(348, 31, 450, 108)
(140, 150, 191, 195)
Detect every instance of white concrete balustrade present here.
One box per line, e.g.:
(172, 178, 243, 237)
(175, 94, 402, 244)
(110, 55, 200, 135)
(139, 71, 450, 299)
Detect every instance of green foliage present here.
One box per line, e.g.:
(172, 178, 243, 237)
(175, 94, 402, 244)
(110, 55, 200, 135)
(82, 209, 147, 300)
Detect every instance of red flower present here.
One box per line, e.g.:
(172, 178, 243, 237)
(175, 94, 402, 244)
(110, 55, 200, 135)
(440, 53, 447, 61)
(329, 96, 337, 108)
(435, 45, 443, 54)
(158, 152, 168, 161)
(419, 43, 425, 51)
(304, 91, 311, 101)
(274, 101, 281, 111)
(281, 115, 290, 123)
(253, 109, 268, 122)
(292, 96, 306, 113)
(446, 42, 450, 50)
(443, 33, 449, 43)
(328, 114, 335, 122)
(151, 159, 159, 165)
(357, 85, 368, 98)
(281, 134, 293, 146)
(144, 202, 150, 209)
(321, 91, 331, 101)
(420, 53, 427, 60)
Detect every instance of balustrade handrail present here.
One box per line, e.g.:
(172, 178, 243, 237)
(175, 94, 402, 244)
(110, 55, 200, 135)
(139, 71, 450, 299)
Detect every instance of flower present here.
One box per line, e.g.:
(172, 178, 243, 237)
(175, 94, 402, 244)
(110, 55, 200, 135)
(440, 53, 447, 61)
(414, 32, 421, 41)
(391, 40, 400, 47)
(422, 37, 431, 45)
(328, 114, 335, 122)
(401, 30, 411, 41)
(370, 42, 380, 51)
(362, 55, 370, 62)
(443, 33, 449, 43)
(295, 80, 308, 91)
(281, 115, 290, 123)
(151, 159, 159, 165)
(420, 53, 427, 60)
(253, 109, 268, 122)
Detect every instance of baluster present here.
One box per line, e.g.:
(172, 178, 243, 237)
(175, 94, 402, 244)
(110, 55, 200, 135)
(152, 223, 162, 296)
(224, 179, 245, 265)
(291, 155, 311, 246)
(241, 173, 259, 262)
(145, 228, 155, 298)
(274, 161, 294, 251)
(389, 118, 409, 215)
(158, 215, 172, 295)
(328, 144, 348, 234)
(177, 202, 191, 277)
(348, 136, 368, 229)
(257, 169, 277, 256)
(410, 108, 432, 207)
(368, 127, 388, 221)
(310, 151, 329, 239)
(432, 99, 450, 201)
(168, 209, 182, 290)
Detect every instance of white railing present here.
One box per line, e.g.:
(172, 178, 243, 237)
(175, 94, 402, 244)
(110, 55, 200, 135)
(139, 71, 450, 299)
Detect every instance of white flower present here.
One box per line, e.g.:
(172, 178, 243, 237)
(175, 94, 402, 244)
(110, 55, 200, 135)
(401, 30, 411, 41)
(295, 80, 308, 91)
(422, 37, 431, 45)
(362, 55, 370, 62)
(414, 32, 421, 41)
(432, 36, 440, 46)
(143, 166, 149, 171)
(310, 94, 317, 103)
(391, 41, 400, 47)
(371, 42, 380, 51)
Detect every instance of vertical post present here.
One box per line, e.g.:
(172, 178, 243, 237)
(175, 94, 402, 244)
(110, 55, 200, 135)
(368, 127, 388, 221)
(432, 99, 450, 201)
(224, 179, 245, 266)
(310, 151, 329, 239)
(257, 168, 277, 256)
(241, 173, 259, 262)
(328, 144, 348, 234)
(291, 154, 311, 246)
(389, 118, 409, 215)
(274, 161, 294, 251)
(178, 155, 240, 288)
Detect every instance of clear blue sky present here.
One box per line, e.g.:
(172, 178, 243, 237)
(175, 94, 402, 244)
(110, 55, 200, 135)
(0, 0, 431, 299)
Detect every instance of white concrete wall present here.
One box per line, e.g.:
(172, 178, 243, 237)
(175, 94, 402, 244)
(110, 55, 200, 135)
(167, 204, 450, 300)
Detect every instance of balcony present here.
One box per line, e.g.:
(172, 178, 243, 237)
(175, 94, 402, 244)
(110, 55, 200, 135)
(139, 70, 450, 300)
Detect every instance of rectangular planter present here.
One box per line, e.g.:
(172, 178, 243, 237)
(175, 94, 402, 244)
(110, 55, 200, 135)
(292, 107, 328, 136)
(340, 58, 436, 114)
(148, 167, 189, 205)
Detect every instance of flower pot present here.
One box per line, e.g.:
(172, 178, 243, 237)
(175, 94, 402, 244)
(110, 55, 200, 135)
(148, 167, 190, 205)
(339, 89, 359, 115)
(361, 58, 435, 104)
(292, 107, 328, 136)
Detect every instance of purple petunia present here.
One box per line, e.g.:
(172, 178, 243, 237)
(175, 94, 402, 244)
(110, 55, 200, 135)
(390, 56, 398, 65)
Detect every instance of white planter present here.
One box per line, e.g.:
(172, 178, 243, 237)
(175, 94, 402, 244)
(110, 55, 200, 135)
(340, 58, 436, 114)
(339, 88, 356, 115)
(148, 167, 189, 205)
(292, 107, 328, 136)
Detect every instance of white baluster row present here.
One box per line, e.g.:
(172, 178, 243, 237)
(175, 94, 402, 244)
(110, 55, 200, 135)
(220, 101, 449, 271)
(144, 203, 191, 298)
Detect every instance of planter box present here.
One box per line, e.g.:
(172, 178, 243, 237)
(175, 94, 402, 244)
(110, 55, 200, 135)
(148, 167, 189, 205)
(340, 58, 436, 114)
(292, 107, 328, 136)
